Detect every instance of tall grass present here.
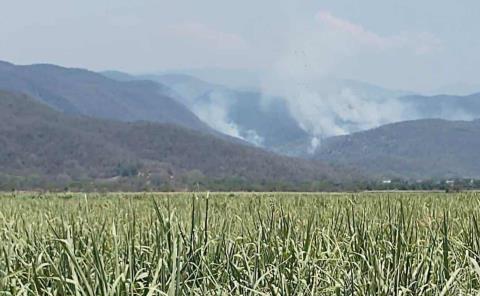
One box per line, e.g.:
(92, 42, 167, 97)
(1, 192, 480, 295)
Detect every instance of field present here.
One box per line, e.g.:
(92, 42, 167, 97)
(2, 192, 480, 295)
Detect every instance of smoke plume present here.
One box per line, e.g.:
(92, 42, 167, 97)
(193, 91, 264, 146)
(261, 10, 437, 151)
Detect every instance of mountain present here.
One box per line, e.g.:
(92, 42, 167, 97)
(99, 70, 138, 82)
(140, 73, 218, 104)
(0, 90, 346, 190)
(399, 93, 480, 121)
(102, 69, 480, 165)
(101, 71, 218, 105)
(314, 119, 480, 179)
(429, 83, 480, 97)
(0, 61, 210, 132)
(308, 78, 412, 102)
(156, 68, 262, 91)
(103, 71, 311, 150)
(113, 70, 480, 168)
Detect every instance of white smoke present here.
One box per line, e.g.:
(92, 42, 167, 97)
(243, 129, 264, 147)
(261, 10, 438, 152)
(193, 90, 264, 146)
(308, 137, 320, 154)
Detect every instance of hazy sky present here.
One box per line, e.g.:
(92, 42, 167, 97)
(1, 0, 479, 92)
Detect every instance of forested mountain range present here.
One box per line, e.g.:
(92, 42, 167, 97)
(314, 119, 480, 179)
(0, 90, 348, 190)
(0, 61, 210, 132)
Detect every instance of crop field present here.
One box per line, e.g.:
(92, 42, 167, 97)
(2, 192, 480, 295)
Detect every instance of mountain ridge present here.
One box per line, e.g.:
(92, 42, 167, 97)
(314, 118, 480, 179)
(0, 60, 211, 132)
(0, 90, 348, 190)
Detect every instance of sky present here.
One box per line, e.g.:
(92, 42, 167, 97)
(1, 0, 480, 92)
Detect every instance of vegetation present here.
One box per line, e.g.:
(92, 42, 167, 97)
(0, 91, 345, 192)
(0, 60, 209, 131)
(2, 192, 480, 295)
(315, 118, 480, 179)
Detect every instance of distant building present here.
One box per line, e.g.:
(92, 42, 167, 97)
(382, 180, 392, 184)
(446, 180, 455, 185)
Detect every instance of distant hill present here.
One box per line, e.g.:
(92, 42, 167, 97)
(154, 68, 262, 91)
(140, 73, 219, 102)
(311, 78, 412, 103)
(0, 90, 345, 190)
(135, 74, 414, 146)
(399, 93, 480, 121)
(0, 61, 210, 132)
(314, 119, 480, 179)
(103, 71, 311, 150)
(102, 69, 479, 166)
(428, 83, 480, 97)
